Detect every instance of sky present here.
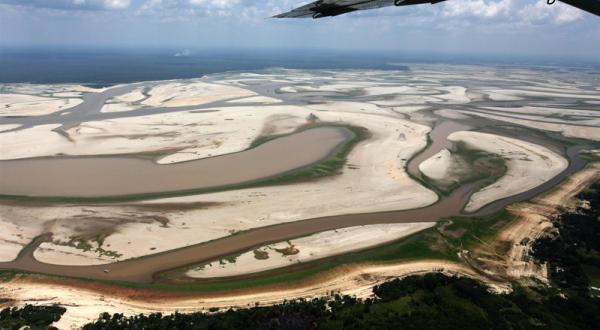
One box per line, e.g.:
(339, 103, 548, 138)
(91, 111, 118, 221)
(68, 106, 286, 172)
(0, 0, 599, 61)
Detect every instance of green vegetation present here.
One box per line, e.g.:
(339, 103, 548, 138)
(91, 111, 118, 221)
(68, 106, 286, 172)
(0, 305, 66, 330)
(421, 141, 508, 196)
(274, 243, 299, 256)
(148, 228, 449, 292)
(222, 254, 239, 264)
(532, 182, 600, 294)
(54, 236, 123, 259)
(150, 211, 512, 292)
(5, 191, 598, 330)
(65, 238, 93, 252)
(248, 124, 369, 183)
(0, 210, 510, 295)
(253, 249, 269, 260)
(442, 210, 514, 250)
(70, 185, 600, 329)
(583, 265, 600, 288)
(0, 124, 369, 204)
(580, 150, 600, 162)
(402, 133, 433, 192)
(453, 141, 507, 187)
(0, 269, 20, 283)
(81, 273, 600, 330)
(4, 154, 598, 330)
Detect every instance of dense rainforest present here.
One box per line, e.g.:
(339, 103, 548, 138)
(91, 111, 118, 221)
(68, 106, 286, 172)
(1, 182, 599, 330)
(532, 182, 600, 293)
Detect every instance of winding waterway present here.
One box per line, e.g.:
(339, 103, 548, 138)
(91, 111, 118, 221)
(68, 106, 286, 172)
(0, 120, 588, 284)
(0, 81, 592, 285)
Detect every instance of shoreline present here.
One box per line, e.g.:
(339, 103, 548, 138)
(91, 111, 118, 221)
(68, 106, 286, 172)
(3, 162, 597, 330)
(1, 67, 599, 329)
(0, 125, 587, 283)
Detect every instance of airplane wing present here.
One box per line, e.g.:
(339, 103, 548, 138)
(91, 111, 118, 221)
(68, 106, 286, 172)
(274, 0, 599, 18)
(274, 0, 446, 19)
(559, 0, 600, 16)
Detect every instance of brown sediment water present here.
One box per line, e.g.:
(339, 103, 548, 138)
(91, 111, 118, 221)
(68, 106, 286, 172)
(0, 127, 352, 198)
(0, 120, 588, 284)
(1, 181, 480, 284)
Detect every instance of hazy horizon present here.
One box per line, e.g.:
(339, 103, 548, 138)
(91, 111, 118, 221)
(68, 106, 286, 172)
(1, 0, 599, 61)
(2, 46, 599, 85)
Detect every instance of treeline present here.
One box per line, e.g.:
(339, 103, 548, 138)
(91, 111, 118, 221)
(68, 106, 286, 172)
(80, 273, 600, 329)
(0, 305, 65, 330)
(4, 273, 600, 330)
(532, 181, 600, 293)
(3, 182, 600, 330)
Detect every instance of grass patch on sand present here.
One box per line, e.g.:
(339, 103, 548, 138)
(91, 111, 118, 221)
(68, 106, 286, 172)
(420, 142, 508, 197)
(52, 236, 123, 259)
(440, 210, 515, 250)
(580, 150, 600, 163)
(0, 269, 20, 283)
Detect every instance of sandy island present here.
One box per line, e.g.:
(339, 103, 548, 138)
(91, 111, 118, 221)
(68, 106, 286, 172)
(186, 223, 435, 279)
(448, 131, 568, 212)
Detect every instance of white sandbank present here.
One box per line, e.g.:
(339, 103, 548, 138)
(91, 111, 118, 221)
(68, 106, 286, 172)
(0, 124, 21, 132)
(419, 149, 452, 181)
(227, 96, 282, 104)
(186, 223, 435, 278)
(0, 94, 82, 116)
(448, 131, 568, 212)
(459, 110, 600, 141)
(142, 81, 255, 107)
(3, 106, 437, 265)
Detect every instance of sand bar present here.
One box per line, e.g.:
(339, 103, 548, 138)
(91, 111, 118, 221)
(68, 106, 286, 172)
(187, 223, 435, 278)
(0, 94, 82, 116)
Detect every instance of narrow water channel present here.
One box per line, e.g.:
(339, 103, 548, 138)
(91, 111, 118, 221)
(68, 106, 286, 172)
(0, 119, 587, 284)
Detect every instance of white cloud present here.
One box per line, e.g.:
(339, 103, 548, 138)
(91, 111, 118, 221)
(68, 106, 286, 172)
(519, 1, 582, 24)
(189, 0, 239, 9)
(104, 0, 130, 10)
(1, 0, 589, 25)
(0, 0, 131, 10)
(443, 0, 513, 18)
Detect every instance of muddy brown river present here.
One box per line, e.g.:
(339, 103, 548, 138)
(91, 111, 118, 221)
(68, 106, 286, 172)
(0, 127, 351, 198)
(0, 119, 589, 284)
(0, 81, 594, 285)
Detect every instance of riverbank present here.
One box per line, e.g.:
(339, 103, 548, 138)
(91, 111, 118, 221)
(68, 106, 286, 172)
(2, 162, 597, 329)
